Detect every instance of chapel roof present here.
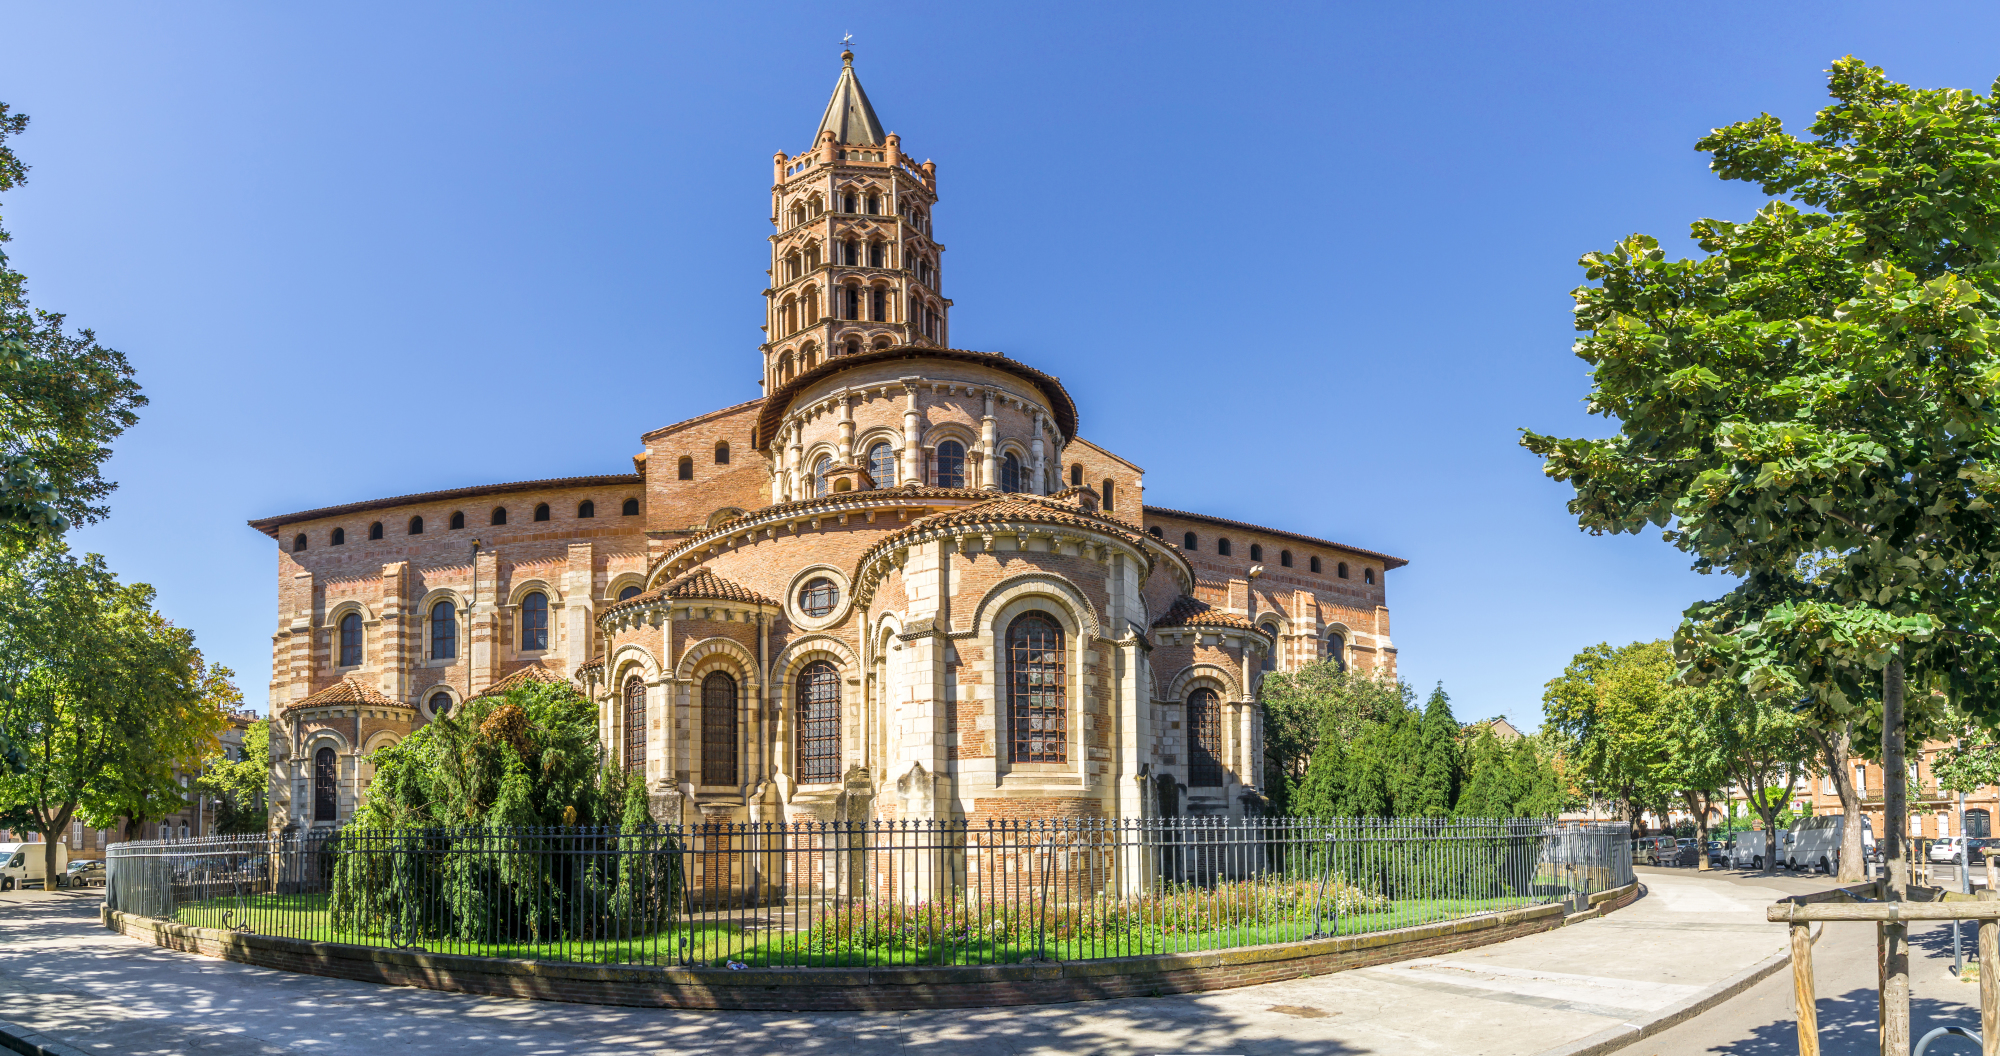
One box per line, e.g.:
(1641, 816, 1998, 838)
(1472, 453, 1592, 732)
(815, 52, 886, 146)
(1141, 505, 1409, 571)
(292, 677, 408, 710)
(247, 474, 642, 536)
(1151, 595, 1268, 636)
(755, 345, 1078, 450)
(469, 663, 574, 701)
(605, 568, 777, 617)
(854, 492, 1170, 581)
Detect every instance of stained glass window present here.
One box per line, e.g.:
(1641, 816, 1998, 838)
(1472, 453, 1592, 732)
(1007, 613, 1066, 763)
(797, 660, 841, 783)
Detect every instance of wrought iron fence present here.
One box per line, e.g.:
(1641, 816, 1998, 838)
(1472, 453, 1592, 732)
(105, 817, 1631, 968)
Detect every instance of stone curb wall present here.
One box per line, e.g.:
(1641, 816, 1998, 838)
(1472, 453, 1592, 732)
(104, 899, 1580, 1010)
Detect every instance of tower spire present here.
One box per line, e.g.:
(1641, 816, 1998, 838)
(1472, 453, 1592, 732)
(816, 50, 885, 146)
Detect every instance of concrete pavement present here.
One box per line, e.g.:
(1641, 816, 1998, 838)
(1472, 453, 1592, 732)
(0, 869, 1818, 1054)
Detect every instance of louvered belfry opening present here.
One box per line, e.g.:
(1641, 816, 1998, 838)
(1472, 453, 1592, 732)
(796, 660, 841, 782)
(1008, 613, 1067, 763)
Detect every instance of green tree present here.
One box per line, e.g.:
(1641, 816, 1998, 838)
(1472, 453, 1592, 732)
(1523, 60, 2000, 914)
(82, 655, 239, 840)
(1409, 685, 1462, 817)
(0, 104, 145, 550)
(1261, 662, 1410, 816)
(196, 719, 270, 835)
(0, 545, 220, 881)
(1542, 641, 1680, 826)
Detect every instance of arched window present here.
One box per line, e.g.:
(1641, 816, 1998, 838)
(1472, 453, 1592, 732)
(1328, 633, 1347, 672)
(622, 498, 640, 516)
(1337, 562, 1349, 579)
(520, 592, 548, 650)
(702, 671, 739, 786)
(868, 241, 884, 268)
(1188, 688, 1223, 786)
(1101, 479, 1114, 512)
(1183, 532, 1198, 551)
(338, 613, 362, 667)
(1008, 613, 1067, 764)
(449, 511, 465, 530)
(799, 577, 839, 617)
(430, 601, 456, 660)
(577, 500, 595, 518)
(331, 528, 345, 546)
(813, 456, 833, 497)
(1310, 555, 1322, 573)
(533, 503, 550, 522)
(844, 337, 860, 356)
(1260, 623, 1280, 671)
(715, 441, 730, 465)
(1148, 526, 1163, 539)
(313, 747, 337, 822)
(844, 285, 861, 320)
(867, 442, 896, 487)
(1217, 538, 1232, 557)
(1250, 544, 1263, 562)
(617, 585, 642, 601)
(409, 516, 424, 535)
(427, 691, 452, 717)
(1280, 550, 1293, 568)
(368, 522, 383, 540)
(623, 677, 646, 773)
(1365, 568, 1376, 584)
(1000, 452, 1023, 493)
(678, 456, 694, 480)
(866, 193, 880, 214)
(791, 203, 807, 226)
(841, 192, 856, 214)
(796, 660, 841, 783)
(490, 507, 507, 526)
(935, 441, 966, 488)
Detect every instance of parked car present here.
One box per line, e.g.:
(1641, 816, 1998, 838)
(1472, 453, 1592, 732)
(1634, 835, 1679, 866)
(0, 841, 68, 890)
(1933, 836, 1969, 864)
(1706, 840, 1730, 868)
(64, 859, 104, 888)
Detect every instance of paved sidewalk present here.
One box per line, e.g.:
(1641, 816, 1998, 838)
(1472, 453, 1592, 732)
(0, 870, 1805, 1055)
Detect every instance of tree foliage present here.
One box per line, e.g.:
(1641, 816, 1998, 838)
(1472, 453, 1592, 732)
(81, 654, 240, 840)
(0, 103, 145, 550)
(1260, 662, 1408, 816)
(1542, 641, 1684, 822)
(195, 718, 270, 836)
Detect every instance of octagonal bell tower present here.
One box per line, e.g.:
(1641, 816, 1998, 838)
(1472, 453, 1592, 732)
(762, 51, 949, 393)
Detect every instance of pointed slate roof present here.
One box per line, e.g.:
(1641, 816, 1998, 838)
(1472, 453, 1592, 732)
(815, 52, 885, 146)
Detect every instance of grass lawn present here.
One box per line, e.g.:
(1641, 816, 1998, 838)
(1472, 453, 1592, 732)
(170, 890, 1551, 968)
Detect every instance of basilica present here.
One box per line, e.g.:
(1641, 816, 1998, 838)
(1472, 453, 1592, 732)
(252, 54, 1404, 832)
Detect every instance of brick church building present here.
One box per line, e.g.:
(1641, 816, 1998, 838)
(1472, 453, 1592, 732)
(250, 54, 1404, 832)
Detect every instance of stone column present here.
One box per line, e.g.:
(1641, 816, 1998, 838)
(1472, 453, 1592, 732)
(901, 380, 923, 485)
(837, 394, 855, 464)
(787, 423, 804, 503)
(1030, 411, 1046, 495)
(980, 390, 998, 490)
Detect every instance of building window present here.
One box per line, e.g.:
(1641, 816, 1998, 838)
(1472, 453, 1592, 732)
(338, 613, 363, 667)
(1337, 562, 1349, 579)
(409, 516, 424, 535)
(533, 503, 550, 522)
(935, 441, 966, 488)
(331, 528, 345, 546)
(1070, 464, 1083, 487)
(368, 522, 383, 540)
(622, 498, 640, 516)
(678, 457, 694, 480)
(1188, 688, 1224, 786)
(844, 285, 861, 320)
(867, 442, 896, 486)
(577, 500, 595, 518)
(1101, 480, 1114, 511)
(1281, 550, 1293, 568)
(1365, 568, 1376, 584)
(1328, 633, 1347, 672)
(623, 677, 646, 773)
(1148, 526, 1163, 539)
(519, 592, 549, 650)
(868, 241, 884, 267)
(870, 287, 886, 321)
(702, 671, 738, 786)
(813, 456, 832, 497)
(1183, 532, 1198, 551)
(314, 747, 337, 822)
(715, 441, 730, 465)
(1217, 538, 1232, 557)
(799, 577, 839, 617)
(1000, 452, 1023, 493)
(1008, 613, 1067, 764)
(1260, 623, 1280, 671)
(1250, 544, 1263, 561)
(490, 507, 507, 526)
(796, 660, 841, 783)
(1310, 556, 1322, 573)
(866, 193, 880, 215)
(431, 601, 456, 660)
(293, 533, 308, 552)
(1969, 808, 1992, 838)
(1854, 763, 1867, 795)
(428, 691, 452, 717)
(618, 585, 641, 601)
(450, 511, 466, 530)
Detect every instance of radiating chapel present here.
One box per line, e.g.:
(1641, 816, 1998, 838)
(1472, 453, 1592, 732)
(251, 54, 1405, 833)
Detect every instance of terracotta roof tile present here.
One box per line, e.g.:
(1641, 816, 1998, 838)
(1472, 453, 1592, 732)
(469, 663, 574, 701)
(293, 678, 406, 709)
(574, 657, 604, 681)
(248, 474, 642, 536)
(1142, 505, 1408, 570)
(1151, 596, 1266, 635)
(604, 569, 777, 617)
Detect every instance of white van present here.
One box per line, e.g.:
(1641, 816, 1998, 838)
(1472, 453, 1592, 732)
(1732, 830, 1770, 869)
(1788, 815, 1875, 874)
(0, 841, 67, 890)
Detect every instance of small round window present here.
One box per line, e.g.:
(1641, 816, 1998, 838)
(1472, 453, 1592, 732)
(799, 577, 839, 617)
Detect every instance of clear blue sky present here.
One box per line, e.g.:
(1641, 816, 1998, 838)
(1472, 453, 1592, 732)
(5, 2, 1997, 727)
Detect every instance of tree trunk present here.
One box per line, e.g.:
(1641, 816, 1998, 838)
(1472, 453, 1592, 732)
(1682, 789, 1713, 870)
(1816, 722, 1867, 882)
(1882, 657, 1910, 1055)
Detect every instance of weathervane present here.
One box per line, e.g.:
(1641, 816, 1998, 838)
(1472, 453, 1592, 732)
(838, 32, 854, 57)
